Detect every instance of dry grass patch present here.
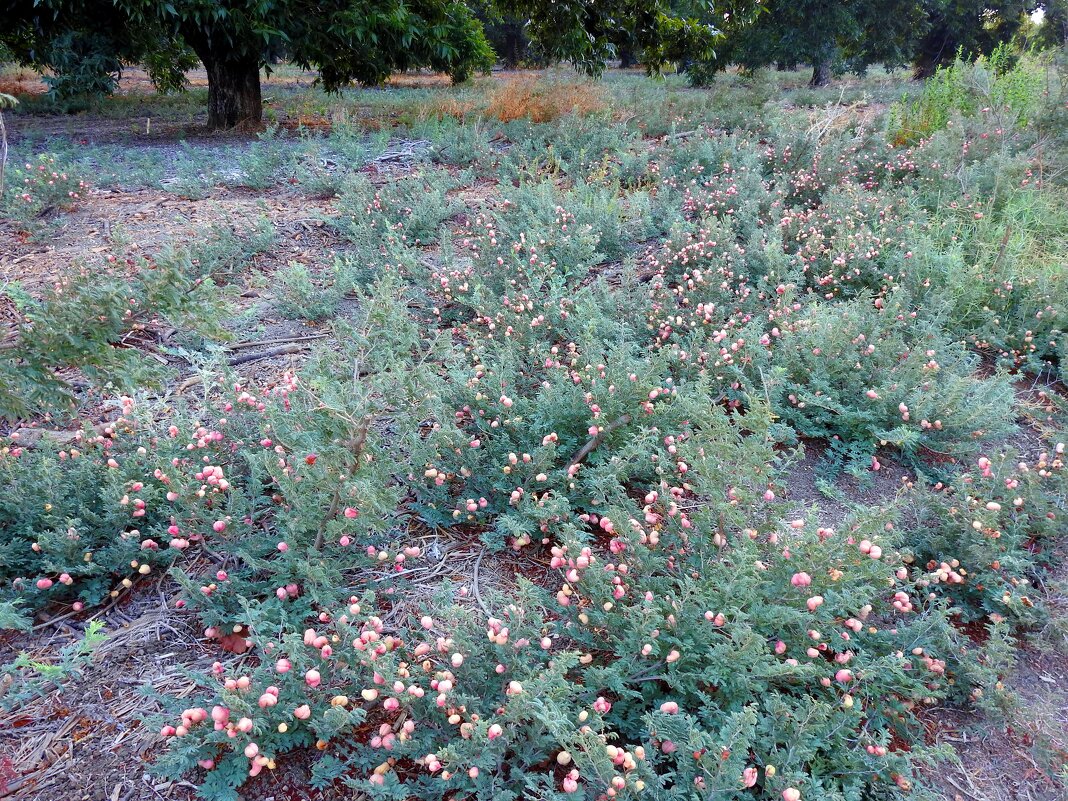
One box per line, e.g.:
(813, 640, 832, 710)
(484, 73, 606, 122)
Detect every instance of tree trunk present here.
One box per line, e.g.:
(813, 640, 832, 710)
(809, 60, 831, 87)
(503, 29, 523, 68)
(911, 57, 937, 80)
(203, 56, 262, 130)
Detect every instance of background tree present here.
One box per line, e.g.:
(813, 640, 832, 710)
(1035, 2, 1068, 46)
(1013, 4, 1064, 48)
(469, 0, 532, 69)
(133, 0, 497, 129)
(1, 1, 194, 99)
(716, 0, 924, 86)
(1, 0, 737, 129)
(1011, 5, 1062, 50)
(507, 0, 731, 77)
(668, 0, 768, 84)
(1039, 1, 1068, 46)
(912, 0, 1036, 77)
(2, 0, 495, 129)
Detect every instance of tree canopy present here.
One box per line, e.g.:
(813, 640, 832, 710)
(912, 0, 1036, 77)
(727, 0, 925, 86)
(691, 0, 1039, 86)
(1, 0, 733, 129)
(0, 0, 1056, 127)
(3, 0, 496, 128)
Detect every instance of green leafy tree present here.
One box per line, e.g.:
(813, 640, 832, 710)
(0, 0, 739, 129)
(667, 0, 766, 84)
(469, 0, 533, 68)
(912, 0, 1036, 77)
(1036, 1, 1068, 47)
(1, 0, 494, 129)
(507, 0, 736, 76)
(718, 0, 924, 86)
(0, 1, 196, 98)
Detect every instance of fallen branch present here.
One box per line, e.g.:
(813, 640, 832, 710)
(472, 547, 491, 617)
(175, 375, 204, 394)
(373, 139, 432, 163)
(0, 106, 8, 200)
(315, 415, 372, 550)
(566, 414, 632, 470)
(8, 422, 110, 449)
(227, 342, 309, 366)
(0, 93, 15, 199)
(991, 225, 1013, 274)
(225, 333, 328, 351)
(30, 604, 86, 632)
(31, 576, 137, 631)
(175, 343, 312, 394)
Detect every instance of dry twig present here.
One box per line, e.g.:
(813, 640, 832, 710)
(566, 414, 632, 469)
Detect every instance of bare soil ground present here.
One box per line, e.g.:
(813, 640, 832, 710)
(782, 398, 1068, 801)
(0, 574, 206, 801)
(927, 560, 1068, 801)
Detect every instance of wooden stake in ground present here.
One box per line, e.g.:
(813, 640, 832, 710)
(0, 93, 16, 200)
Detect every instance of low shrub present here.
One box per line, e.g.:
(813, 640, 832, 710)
(408, 332, 789, 547)
(889, 48, 1044, 147)
(737, 294, 1017, 480)
(0, 278, 430, 622)
(420, 118, 497, 167)
(228, 126, 289, 190)
(903, 444, 1067, 625)
(1, 153, 88, 231)
(494, 114, 637, 183)
(290, 141, 352, 198)
(334, 168, 463, 246)
(184, 213, 276, 283)
(149, 424, 971, 800)
(0, 253, 228, 420)
(2, 61, 1065, 801)
(888, 60, 969, 147)
(0, 621, 106, 705)
(169, 143, 219, 199)
(275, 261, 342, 321)
(937, 190, 1068, 379)
(0, 401, 231, 620)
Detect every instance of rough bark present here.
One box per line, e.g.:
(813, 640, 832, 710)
(202, 55, 262, 130)
(810, 60, 832, 87)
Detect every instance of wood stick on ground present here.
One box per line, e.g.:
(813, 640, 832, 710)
(0, 107, 8, 200)
(315, 415, 371, 550)
(177, 343, 312, 393)
(566, 414, 632, 470)
(472, 547, 491, 617)
(991, 225, 1013, 273)
(227, 342, 309, 366)
(224, 333, 328, 351)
